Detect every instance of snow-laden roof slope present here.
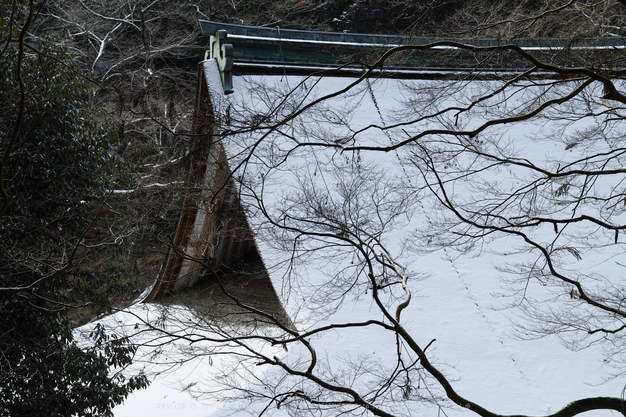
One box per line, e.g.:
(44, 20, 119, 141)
(112, 62, 626, 416)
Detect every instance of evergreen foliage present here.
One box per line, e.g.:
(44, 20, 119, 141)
(0, 1, 148, 415)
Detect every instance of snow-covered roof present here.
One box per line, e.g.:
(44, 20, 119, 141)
(108, 60, 626, 417)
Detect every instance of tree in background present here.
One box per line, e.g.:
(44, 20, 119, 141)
(0, 1, 147, 415)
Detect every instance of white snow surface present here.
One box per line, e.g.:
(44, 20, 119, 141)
(106, 65, 626, 417)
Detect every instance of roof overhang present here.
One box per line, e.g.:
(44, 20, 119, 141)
(199, 20, 626, 87)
